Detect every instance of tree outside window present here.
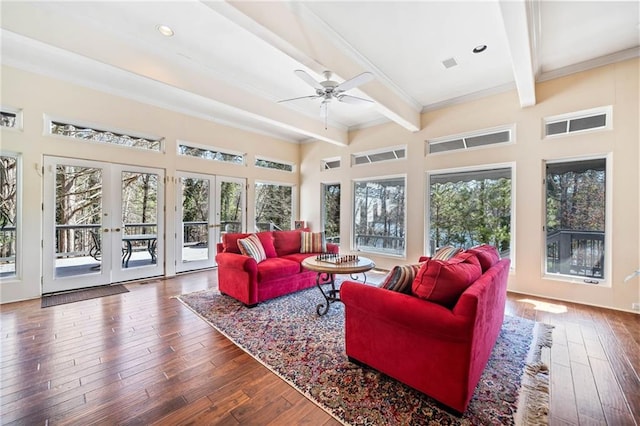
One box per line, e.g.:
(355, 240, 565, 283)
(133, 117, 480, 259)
(255, 182, 293, 231)
(428, 168, 512, 256)
(322, 183, 340, 243)
(353, 177, 405, 256)
(0, 155, 18, 278)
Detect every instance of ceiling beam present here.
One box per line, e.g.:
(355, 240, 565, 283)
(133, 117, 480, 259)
(498, 0, 537, 107)
(205, 1, 421, 133)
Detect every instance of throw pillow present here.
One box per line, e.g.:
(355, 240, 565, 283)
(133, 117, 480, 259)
(432, 245, 463, 261)
(222, 232, 250, 254)
(256, 232, 277, 258)
(379, 263, 424, 294)
(411, 252, 482, 308)
(237, 234, 267, 263)
(466, 244, 500, 272)
(300, 231, 327, 253)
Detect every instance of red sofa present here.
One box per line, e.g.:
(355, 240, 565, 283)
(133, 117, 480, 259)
(215, 230, 339, 307)
(341, 247, 510, 413)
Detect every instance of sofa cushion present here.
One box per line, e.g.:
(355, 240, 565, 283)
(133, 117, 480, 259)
(432, 245, 463, 261)
(237, 234, 267, 263)
(300, 231, 327, 253)
(273, 230, 304, 256)
(281, 252, 315, 267)
(466, 244, 500, 272)
(411, 252, 482, 308)
(257, 257, 301, 281)
(379, 263, 423, 294)
(257, 232, 278, 258)
(222, 232, 250, 254)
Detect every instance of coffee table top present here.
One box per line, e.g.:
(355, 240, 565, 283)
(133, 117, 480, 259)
(302, 255, 375, 275)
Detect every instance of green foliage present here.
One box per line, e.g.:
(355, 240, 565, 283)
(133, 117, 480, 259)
(430, 177, 511, 252)
(322, 184, 340, 238)
(255, 183, 292, 230)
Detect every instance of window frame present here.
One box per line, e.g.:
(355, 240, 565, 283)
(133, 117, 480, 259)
(0, 151, 22, 282)
(177, 140, 245, 166)
(426, 124, 515, 155)
(425, 163, 516, 267)
(254, 180, 297, 232)
(542, 154, 612, 285)
(254, 156, 295, 173)
(351, 174, 407, 258)
(321, 182, 341, 244)
(542, 106, 613, 140)
(351, 145, 407, 167)
(44, 115, 164, 153)
(1, 106, 23, 131)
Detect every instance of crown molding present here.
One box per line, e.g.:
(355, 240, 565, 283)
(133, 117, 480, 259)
(538, 47, 640, 82)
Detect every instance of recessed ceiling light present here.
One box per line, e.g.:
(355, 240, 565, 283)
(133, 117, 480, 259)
(156, 24, 174, 37)
(473, 45, 487, 54)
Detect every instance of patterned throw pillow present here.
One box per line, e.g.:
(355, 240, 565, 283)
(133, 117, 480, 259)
(379, 263, 423, 294)
(300, 231, 327, 253)
(237, 234, 267, 263)
(432, 245, 463, 261)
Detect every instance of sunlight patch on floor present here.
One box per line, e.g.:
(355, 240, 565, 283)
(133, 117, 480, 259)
(518, 298, 568, 314)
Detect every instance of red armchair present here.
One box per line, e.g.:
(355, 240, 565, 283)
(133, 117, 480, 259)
(341, 250, 510, 413)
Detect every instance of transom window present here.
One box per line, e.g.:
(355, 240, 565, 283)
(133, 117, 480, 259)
(178, 143, 244, 165)
(353, 177, 405, 256)
(48, 119, 162, 151)
(1, 109, 21, 129)
(352, 147, 406, 166)
(255, 157, 294, 172)
(428, 167, 512, 257)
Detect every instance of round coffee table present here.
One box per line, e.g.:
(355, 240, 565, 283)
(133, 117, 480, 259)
(302, 255, 375, 316)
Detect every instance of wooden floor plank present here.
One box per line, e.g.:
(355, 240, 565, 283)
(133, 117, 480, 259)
(1, 272, 638, 425)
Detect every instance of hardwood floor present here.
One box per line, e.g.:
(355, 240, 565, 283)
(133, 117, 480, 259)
(1, 270, 638, 425)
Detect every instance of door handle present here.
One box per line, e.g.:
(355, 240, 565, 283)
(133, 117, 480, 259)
(113, 228, 121, 232)
(103, 228, 110, 233)
(209, 224, 221, 228)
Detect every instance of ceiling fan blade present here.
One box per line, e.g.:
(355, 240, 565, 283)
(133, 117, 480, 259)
(277, 95, 321, 103)
(334, 72, 374, 92)
(337, 94, 374, 106)
(320, 100, 329, 130)
(294, 69, 324, 91)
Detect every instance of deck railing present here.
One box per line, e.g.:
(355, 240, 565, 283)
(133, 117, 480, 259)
(546, 229, 605, 279)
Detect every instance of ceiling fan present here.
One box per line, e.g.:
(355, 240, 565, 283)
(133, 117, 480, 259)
(278, 70, 374, 129)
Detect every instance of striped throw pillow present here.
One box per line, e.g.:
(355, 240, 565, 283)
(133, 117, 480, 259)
(432, 245, 463, 261)
(379, 263, 423, 294)
(237, 234, 267, 263)
(300, 231, 327, 253)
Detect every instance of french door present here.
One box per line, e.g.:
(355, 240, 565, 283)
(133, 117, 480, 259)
(43, 157, 164, 293)
(175, 173, 245, 273)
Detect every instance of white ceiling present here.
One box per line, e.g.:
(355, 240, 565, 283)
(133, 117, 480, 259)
(1, 1, 638, 145)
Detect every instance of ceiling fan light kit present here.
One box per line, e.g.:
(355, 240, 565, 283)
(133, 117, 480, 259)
(278, 70, 375, 129)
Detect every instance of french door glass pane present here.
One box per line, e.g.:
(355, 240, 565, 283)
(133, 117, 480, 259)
(0, 155, 18, 278)
(54, 165, 102, 277)
(181, 177, 209, 263)
(121, 171, 158, 268)
(220, 181, 244, 236)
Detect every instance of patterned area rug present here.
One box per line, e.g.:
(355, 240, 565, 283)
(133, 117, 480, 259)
(177, 286, 552, 425)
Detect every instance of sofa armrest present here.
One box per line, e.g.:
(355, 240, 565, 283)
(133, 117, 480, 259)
(341, 282, 473, 340)
(215, 251, 258, 272)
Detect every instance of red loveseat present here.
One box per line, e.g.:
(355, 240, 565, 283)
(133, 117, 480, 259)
(215, 230, 339, 307)
(340, 246, 510, 413)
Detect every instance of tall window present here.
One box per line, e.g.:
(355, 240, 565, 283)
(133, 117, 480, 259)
(0, 154, 19, 278)
(322, 183, 340, 243)
(428, 167, 512, 256)
(255, 182, 293, 231)
(545, 158, 606, 281)
(353, 177, 405, 256)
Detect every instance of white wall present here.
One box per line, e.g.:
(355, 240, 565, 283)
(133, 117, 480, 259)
(0, 65, 301, 303)
(301, 59, 640, 313)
